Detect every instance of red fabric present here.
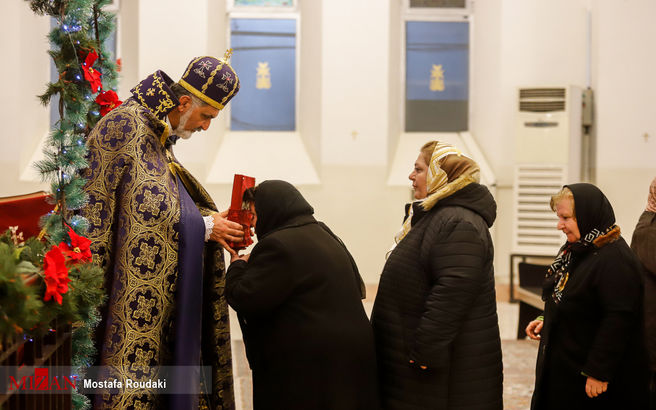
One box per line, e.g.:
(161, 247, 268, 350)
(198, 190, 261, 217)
(0, 192, 54, 239)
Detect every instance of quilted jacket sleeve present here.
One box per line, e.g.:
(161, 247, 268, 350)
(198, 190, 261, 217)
(410, 216, 488, 368)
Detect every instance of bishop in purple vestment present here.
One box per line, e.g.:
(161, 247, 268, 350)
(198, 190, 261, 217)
(81, 53, 242, 410)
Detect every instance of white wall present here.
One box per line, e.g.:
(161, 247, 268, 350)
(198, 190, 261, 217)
(593, 0, 656, 240)
(137, 0, 209, 79)
(4, 0, 656, 288)
(0, 0, 50, 195)
(321, 0, 390, 166)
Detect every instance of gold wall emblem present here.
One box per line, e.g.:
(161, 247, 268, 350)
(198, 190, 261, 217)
(430, 64, 445, 92)
(256, 62, 271, 90)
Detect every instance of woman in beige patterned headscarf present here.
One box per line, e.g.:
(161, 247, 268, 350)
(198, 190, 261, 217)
(393, 140, 481, 244)
(372, 141, 503, 410)
(631, 176, 656, 407)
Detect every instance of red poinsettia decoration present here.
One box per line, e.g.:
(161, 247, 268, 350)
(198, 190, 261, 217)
(59, 227, 92, 263)
(82, 49, 102, 93)
(95, 90, 122, 116)
(43, 246, 70, 305)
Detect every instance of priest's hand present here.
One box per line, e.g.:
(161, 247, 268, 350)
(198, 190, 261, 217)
(585, 376, 608, 398)
(211, 211, 244, 255)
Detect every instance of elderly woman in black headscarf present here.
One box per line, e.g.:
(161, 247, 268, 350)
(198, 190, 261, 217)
(526, 183, 650, 409)
(225, 180, 379, 410)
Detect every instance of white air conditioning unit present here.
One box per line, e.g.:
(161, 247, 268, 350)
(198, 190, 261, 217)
(512, 86, 582, 256)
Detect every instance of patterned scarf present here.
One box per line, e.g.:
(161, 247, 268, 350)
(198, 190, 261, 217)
(546, 224, 620, 303)
(393, 142, 480, 245)
(647, 177, 656, 213)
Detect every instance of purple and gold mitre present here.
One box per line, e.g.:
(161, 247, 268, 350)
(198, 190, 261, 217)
(178, 51, 240, 111)
(130, 70, 180, 120)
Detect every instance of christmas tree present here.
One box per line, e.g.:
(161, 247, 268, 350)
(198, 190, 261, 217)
(1, 1, 122, 408)
(31, 0, 120, 243)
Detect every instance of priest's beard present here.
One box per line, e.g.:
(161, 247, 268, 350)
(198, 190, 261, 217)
(172, 102, 199, 140)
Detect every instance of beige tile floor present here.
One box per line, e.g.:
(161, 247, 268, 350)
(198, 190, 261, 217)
(230, 301, 538, 410)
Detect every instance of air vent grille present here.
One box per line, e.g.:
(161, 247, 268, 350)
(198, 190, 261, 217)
(519, 101, 566, 112)
(519, 88, 566, 99)
(518, 87, 567, 113)
(513, 164, 566, 255)
(410, 0, 467, 8)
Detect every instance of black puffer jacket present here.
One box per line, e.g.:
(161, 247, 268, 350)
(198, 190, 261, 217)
(631, 210, 656, 371)
(371, 183, 503, 410)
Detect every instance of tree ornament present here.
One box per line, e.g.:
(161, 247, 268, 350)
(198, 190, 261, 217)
(95, 90, 122, 116)
(43, 245, 70, 305)
(59, 227, 92, 263)
(81, 49, 102, 93)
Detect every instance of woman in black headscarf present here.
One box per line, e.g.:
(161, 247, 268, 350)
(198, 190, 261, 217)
(225, 180, 379, 410)
(526, 183, 650, 409)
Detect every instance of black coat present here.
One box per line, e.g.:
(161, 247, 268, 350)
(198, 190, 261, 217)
(631, 210, 656, 371)
(371, 183, 503, 410)
(531, 184, 650, 410)
(531, 239, 649, 410)
(225, 180, 379, 410)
